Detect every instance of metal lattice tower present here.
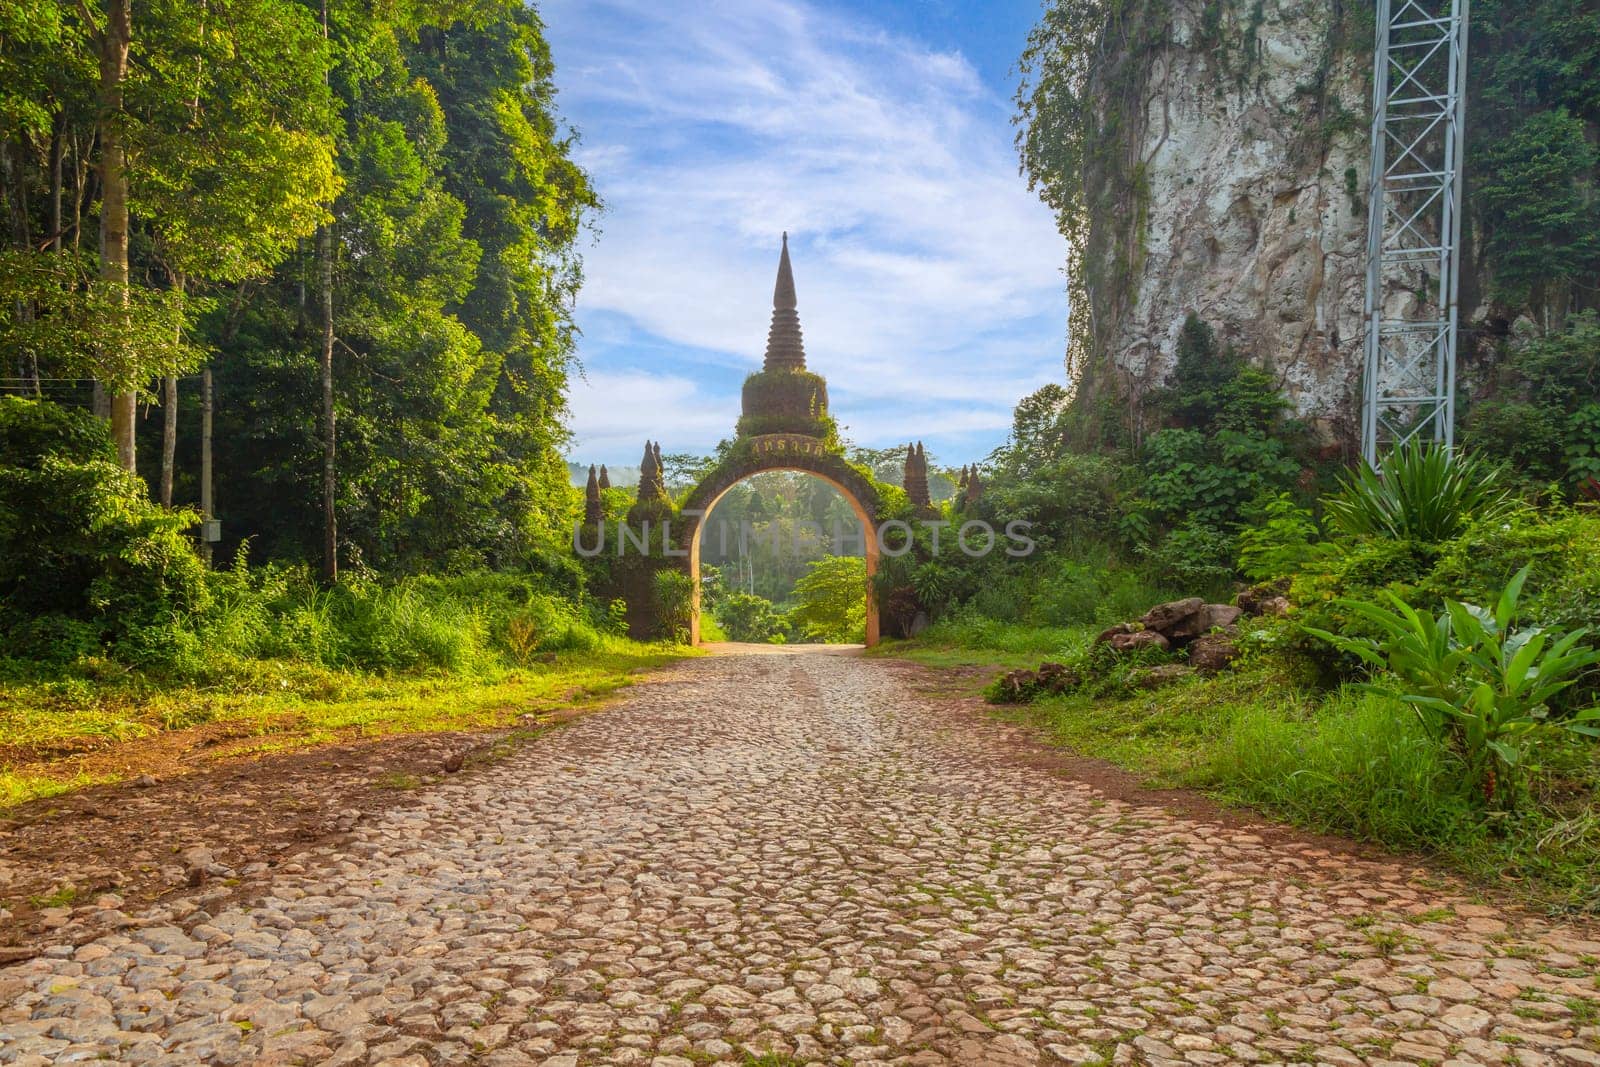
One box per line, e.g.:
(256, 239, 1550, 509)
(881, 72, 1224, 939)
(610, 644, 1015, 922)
(1361, 0, 1471, 464)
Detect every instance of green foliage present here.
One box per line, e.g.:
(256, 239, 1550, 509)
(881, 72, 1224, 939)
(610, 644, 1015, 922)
(1325, 441, 1517, 544)
(1145, 519, 1237, 595)
(1130, 315, 1302, 543)
(1469, 1, 1600, 310)
(715, 592, 790, 644)
(737, 370, 833, 440)
(0, 399, 210, 668)
(1216, 689, 1484, 851)
(1463, 312, 1600, 492)
(1476, 109, 1600, 305)
(1236, 493, 1330, 583)
(789, 555, 868, 644)
(1307, 566, 1600, 805)
(651, 569, 694, 644)
(1138, 427, 1299, 529)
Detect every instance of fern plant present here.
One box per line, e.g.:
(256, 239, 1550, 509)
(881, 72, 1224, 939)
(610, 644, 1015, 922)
(1324, 440, 1516, 544)
(1307, 565, 1600, 805)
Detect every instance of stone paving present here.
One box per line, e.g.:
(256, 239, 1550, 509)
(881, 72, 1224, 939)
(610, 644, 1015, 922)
(2, 649, 1598, 1067)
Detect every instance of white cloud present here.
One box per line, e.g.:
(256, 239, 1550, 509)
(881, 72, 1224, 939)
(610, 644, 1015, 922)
(566, 370, 735, 459)
(544, 0, 1067, 461)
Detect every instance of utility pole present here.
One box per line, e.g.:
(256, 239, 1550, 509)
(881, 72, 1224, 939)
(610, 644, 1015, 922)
(1361, 0, 1471, 464)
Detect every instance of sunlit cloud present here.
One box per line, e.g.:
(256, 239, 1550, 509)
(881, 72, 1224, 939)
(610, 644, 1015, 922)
(545, 0, 1065, 465)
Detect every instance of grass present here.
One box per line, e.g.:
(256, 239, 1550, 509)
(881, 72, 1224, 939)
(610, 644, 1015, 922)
(889, 627, 1600, 914)
(871, 617, 1096, 670)
(0, 638, 690, 808)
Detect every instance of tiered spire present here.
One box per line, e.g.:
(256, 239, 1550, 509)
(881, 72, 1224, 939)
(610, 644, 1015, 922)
(904, 442, 930, 509)
(964, 465, 984, 505)
(957, 465, 971, 495)
(635, 440, 663, 501)
(584, 464, 603, 526)
(762, 232, 807, 371)
(597, 465, 610, 490)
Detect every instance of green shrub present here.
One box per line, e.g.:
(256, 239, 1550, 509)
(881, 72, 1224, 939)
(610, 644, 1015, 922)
(1324, 440, 1517, 544)
(715, 591, 790, 643)
(0, 398, 210, 668)
(1421, 505, 1600, 627)
(652, 569, 694, 643)
(1307, 566, 1600, 806)
(789, 555, 867, 643)
(1145, 519, 1237, 595)
(1237, 493, 1330, 583)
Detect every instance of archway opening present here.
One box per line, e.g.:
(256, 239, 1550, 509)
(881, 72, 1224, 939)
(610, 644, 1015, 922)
(685, 466, 879, 647)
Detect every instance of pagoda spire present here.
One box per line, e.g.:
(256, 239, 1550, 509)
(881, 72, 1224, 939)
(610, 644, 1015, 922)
(904, 441, 931, 509)
(584, 464, 603, 526)
(762, 232, 807, 371)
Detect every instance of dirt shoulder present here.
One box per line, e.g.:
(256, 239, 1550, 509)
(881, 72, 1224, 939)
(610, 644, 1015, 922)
(0, 681, 665, 961)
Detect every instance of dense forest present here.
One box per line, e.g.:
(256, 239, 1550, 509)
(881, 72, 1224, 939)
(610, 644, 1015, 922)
(1, 0, 594, 575)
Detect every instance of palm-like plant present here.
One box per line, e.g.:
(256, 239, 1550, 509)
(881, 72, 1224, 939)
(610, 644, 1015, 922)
(1307, 566, 1600, 805)
(1324, 439, 1517, 543)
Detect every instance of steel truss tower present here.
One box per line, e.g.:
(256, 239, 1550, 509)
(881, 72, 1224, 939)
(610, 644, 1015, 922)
(1361, 0, 1471, 464)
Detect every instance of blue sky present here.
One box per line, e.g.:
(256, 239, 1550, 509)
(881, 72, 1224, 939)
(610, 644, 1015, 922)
(542, 0, 1066, 469)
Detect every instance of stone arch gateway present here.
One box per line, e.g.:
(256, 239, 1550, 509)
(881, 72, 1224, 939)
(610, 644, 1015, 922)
(596, 233, 894, 647)
(677, 444, 882, 647)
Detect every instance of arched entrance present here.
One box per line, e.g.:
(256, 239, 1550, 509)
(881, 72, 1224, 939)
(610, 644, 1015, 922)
(589, 233, 905, 648)
(677, 441, 881, 646)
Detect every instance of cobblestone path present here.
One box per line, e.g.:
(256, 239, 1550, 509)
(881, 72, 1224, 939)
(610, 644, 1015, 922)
(3, 649, 1598, 1067)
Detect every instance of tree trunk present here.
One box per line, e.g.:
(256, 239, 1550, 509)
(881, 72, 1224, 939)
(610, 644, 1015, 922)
(2, 139, 38, 389)
(160, 374, 177, 505)
(319, 221, 335, 581)
(159, 273, 184, 506)
(98, 0, 135, 471)
(201, 366, 214, 566)
(49, 117, 62, 254)
(317, 0, 336, 583)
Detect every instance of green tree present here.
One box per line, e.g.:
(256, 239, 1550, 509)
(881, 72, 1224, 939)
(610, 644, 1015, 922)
(789, 555, 868, 644)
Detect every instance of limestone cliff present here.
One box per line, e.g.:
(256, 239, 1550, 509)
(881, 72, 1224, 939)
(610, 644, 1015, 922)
(1074, 0, 1374, 443)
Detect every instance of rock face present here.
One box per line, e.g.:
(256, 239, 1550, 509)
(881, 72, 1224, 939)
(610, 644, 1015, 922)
(1085, 1, 1376, 440)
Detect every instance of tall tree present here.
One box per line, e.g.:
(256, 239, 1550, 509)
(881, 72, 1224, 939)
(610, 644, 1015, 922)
(94, 0, 135, 469)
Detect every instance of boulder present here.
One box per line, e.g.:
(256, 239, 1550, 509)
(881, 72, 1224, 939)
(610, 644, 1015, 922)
(1036, 662, 1078, 693)
(1128, 664, 1193, 690)
(1202, 603, 1243, 630)
(1108, 630, 1171, 654)
(993, 669, 1038, 703)
(1258, 595, 1291, 617)
(1189, 632, 1239, 674)
(1237, 586, 1291, 617)
(1161, 602, 1244, 641)
(1093, 622, 1134, 645)
(1139, 598, 1205, 635)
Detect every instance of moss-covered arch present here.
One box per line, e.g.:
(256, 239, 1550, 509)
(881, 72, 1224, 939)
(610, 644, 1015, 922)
(677, 435, 884, 646)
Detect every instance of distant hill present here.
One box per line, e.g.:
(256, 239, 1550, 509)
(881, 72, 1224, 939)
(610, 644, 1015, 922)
(566, 462, 640, 488)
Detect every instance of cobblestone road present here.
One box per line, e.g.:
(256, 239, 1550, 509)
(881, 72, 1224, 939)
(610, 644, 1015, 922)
(2, 649, 1598, 1066)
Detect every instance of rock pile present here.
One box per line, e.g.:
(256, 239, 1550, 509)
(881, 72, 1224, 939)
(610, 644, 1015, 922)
(1095, 597, 1244, 676)
(989, 591, 1291, 701)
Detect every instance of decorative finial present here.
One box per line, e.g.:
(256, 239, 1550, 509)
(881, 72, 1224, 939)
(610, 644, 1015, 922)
(598, 464, 610, 490)
(763, 233, 806, 371)
(584, 465, 603, 526)
(905, 441, 931, 508)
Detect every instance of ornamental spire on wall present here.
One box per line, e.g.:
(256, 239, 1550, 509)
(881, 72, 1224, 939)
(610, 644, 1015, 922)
(763, 232, 807, 372)
(584, 464, 603, 526)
